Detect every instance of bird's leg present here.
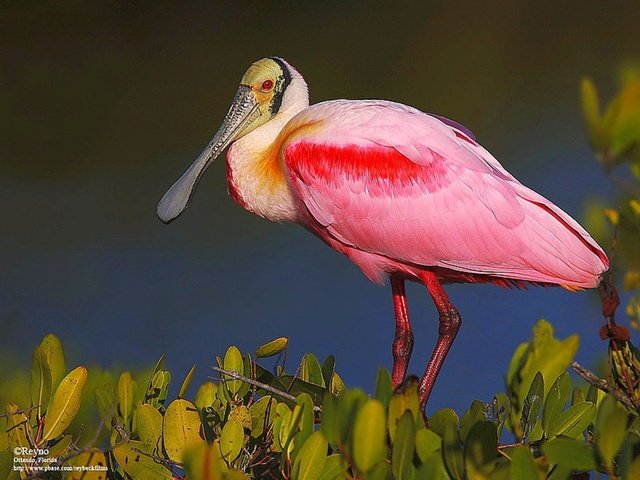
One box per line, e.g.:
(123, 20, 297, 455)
(391, 275, 414, 387)
(418, 271, 461, 409)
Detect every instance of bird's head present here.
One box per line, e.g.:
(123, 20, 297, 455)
(157, 57, 302, 224)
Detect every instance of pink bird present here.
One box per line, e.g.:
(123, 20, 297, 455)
(158, 57, 609, 409)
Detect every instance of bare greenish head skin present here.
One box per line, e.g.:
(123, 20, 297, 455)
(239, 57, 291, 135)
(156, 57, 291, 224)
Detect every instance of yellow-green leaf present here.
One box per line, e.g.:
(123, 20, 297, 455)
(510, 446, 542, 480)
(223, 346, 244, 395)
(30, 346, 52, 420)
(194, 381, 217, 410)
(546, 401, 596, 438)
(388, 378, 420, 440)
(39, 334, 66, 392)
(47, 434, 73, 458)
(256, 337, 288, 358)
(249, 395, 276, 438)
(117, 371, 135, 426)
(112, 440, 172, 479)
(301, 354, 325, 387)
(220, 419, 244, 463)
(318, 453, 346, 480)
(65, 449, 108, 480)
(5, 404, 30, 450)
(415, 428, 441, 463)
(595, 396, 628, 474)
(162, 398, 202, 463)
(442, 422, 463, 480)
(137, 403, 163, 448)
(352, 399, 386, 473)
(42, 366, 88, 441)
(542, 437, 597, 471)
(178, 365, 196, 399)
(392, 411, 416, 480)
(292, 430, 328, 480)
(463, 421, 498, 479)
(229, 405, 252, 430)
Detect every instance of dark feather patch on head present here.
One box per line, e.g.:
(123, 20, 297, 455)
(269, 57, 292, 115)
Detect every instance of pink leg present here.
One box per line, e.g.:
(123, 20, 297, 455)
(391, 275, 414, 388)
(418, 271, 461, 409)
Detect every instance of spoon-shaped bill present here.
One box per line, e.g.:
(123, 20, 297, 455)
(157, 85, 261, 224)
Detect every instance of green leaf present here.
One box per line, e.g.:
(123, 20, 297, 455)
(320, 392, 340, 445)
(42, 365, 87, 441)
(442, 422, 464, 480)
(392, 411, 416, 480)
(546, 401, 596, 439)
(300, 353, 325, 387)
(429, 408, 458, 437)
(282, 400, 306, 455)
(507, 320, 579, 439)
(352, 399, 386, 473)
(509, 446, 541, 480)
(223, 346, 244, 396)
(460, 400, 486, 442)
(256, 337, 288, 358)
(136, 403, 163, 448)
(296, 393, 315, 451)
(367, 462, 393, 480)
(292, 430, 328, 480)
(162, 398, 203, 463)
(542, 437, 597, 471)
(220, 419, 244, 463)
(415, 428, 441, 463)
(542, 372, 571, 433)
(117, 371, 136, 427)
(112, 440, 173, 479)
(321, 355, 336, 389)
(594, 395, 629, 474)
(374, 367, 393, 408)
(318, 454, 347, 480)
(337, 388, 367, 444)
(178, 364, 196, 399)
(492, 393, 511, 437)
(249, 395, 276, 438)
(520, 372, 544, 441)
(571, 387, 585, 406)
(272, 402, 292, 452)
(463, 421, 498, 478)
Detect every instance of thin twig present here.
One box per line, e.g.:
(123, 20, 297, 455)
(211, 366, 322, 413)
(571, 361, 636, 410)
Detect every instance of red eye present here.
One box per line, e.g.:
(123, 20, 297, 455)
(261, 79, 274, 91)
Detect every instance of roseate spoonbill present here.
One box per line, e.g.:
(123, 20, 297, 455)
(158, 57, 609, 409)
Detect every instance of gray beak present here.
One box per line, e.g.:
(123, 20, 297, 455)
(157, 85, 260, 224)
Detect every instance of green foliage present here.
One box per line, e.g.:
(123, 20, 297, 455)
(3, 324, 640, 479)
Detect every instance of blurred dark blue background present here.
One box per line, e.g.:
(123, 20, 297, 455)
(1, 2, 637, 413)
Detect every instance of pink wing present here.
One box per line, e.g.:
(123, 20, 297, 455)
(284, 100, 609, 288)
